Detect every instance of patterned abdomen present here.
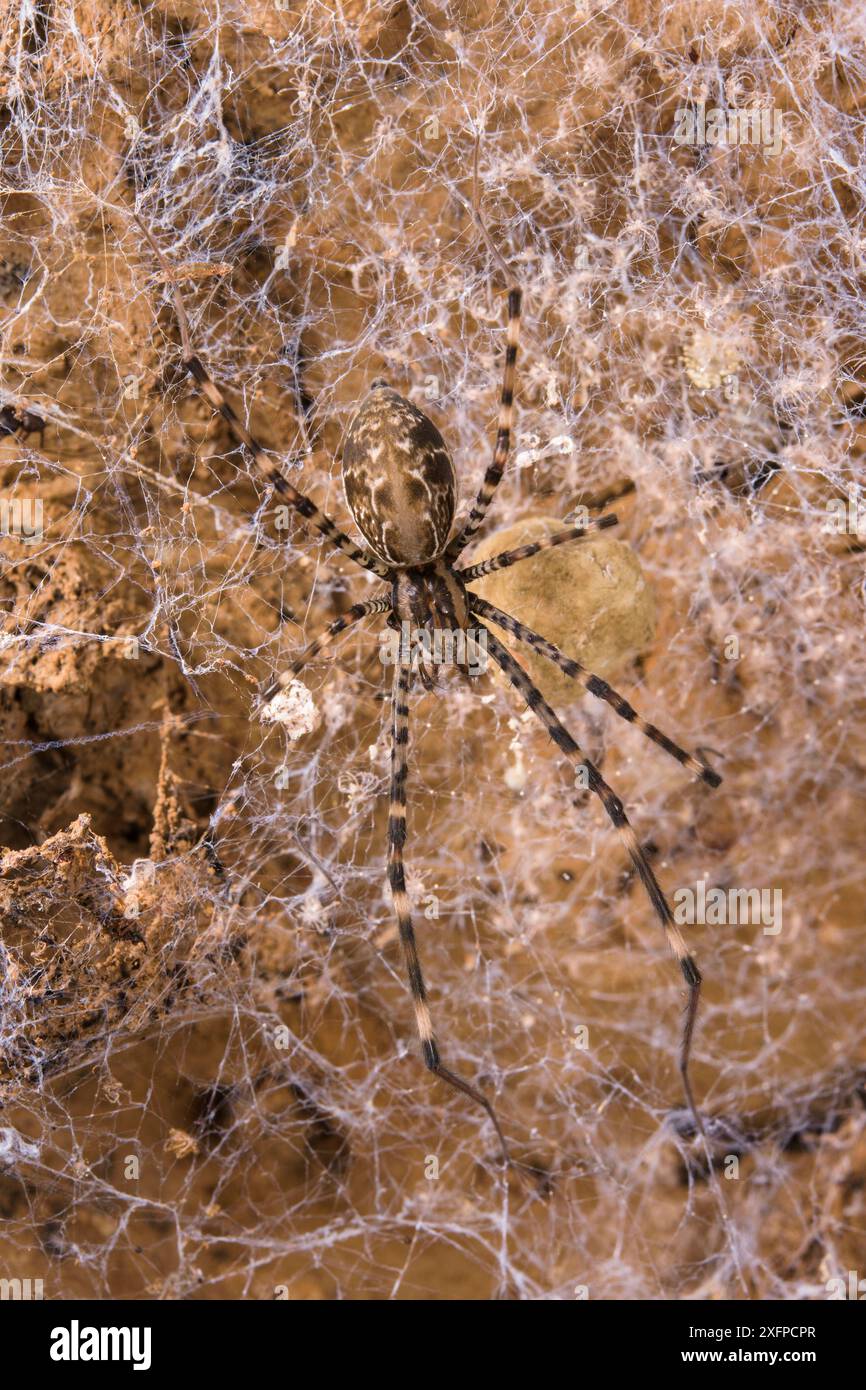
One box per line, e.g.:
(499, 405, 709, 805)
(342, 385, 456, 565)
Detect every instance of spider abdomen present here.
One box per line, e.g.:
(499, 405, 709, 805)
(342, 384, 456, 565)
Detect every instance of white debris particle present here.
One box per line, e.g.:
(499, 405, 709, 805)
(260, 680, 321, 738)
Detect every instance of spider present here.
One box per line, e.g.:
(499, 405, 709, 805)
(135, 213, 722, 1167)
(0, 402, 45, 448)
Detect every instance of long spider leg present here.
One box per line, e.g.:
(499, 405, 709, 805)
(478, 621, 707, 1141)
(470, 596, 722, 788)
(134, 214, 390, 580)
(458, 513, 619, 581)
(446, 285, 522, 561)
(260, 596, 390, 702)
(387, 651, 511, 1165)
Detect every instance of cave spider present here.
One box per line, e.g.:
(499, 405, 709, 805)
(136, 211, 721, 1168)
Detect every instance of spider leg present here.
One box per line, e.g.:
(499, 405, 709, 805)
(387, 651, 510, 1165)
(458, 513, 619, 581)
(260, 596, 390, 702)
(470, 596, 722, 788)
(134, 214, 390, 580)
(446, 285, 522, 562)
(478, 621, 707, 1140)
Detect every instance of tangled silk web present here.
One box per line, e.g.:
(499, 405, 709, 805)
(0, 0, 865, 1301)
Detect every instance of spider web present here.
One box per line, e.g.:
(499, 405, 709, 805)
(0, 0, 865, 1301)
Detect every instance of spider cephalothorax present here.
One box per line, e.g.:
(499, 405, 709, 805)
(386, 562, 469, 634)
(139, 214, 722, 1168)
